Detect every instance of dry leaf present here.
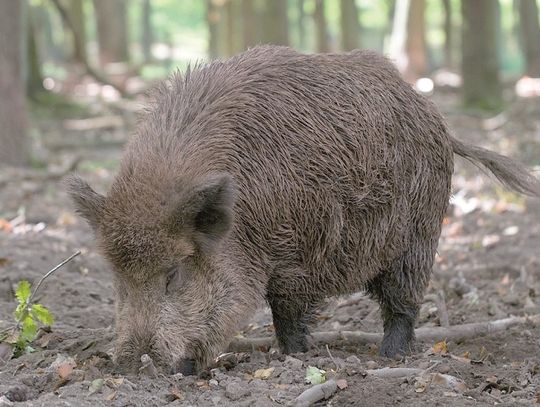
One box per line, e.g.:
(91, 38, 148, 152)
(105, 391, 117, 401)
(57, 362, 74, 379)
(57, 212, 77, 226)
(196, 380, 209, 389)
(431, 373, 467, 392)
(170, 386, 184, 401)
(414, 377, 429, 393)
(536, 393, 540, 403)
(106, 377, 124, 388)
(485, 375, 498, 384)
(336, 379, 348, 389)
(500, 274, 511, 285)
(432, 340, 448, 355)
(254, 367, 275, 380)
(0, 257, 10, 267)
(0, 219, 13, 233)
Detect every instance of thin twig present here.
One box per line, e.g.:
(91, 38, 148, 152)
(27, 251, 81, 306)
(325, 344, 340, 372)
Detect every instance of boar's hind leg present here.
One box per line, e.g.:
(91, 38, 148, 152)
(367, 255, 428, 358)
(268, 296, 316, 354)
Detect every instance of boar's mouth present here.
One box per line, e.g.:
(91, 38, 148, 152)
(171, 358, 197, 376)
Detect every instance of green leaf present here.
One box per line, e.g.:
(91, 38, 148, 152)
(89, 378, 104, 394)
(20, 315, 38, 342)
(31, 304, 54, 326)
(305, 366, 326, 385)
(15, 280, 31, 304)
(14, 302, 27, 321)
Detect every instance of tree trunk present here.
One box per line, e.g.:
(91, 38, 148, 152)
(93, 0, 129, 66)
(461, 0, 502, 110)
(340, 0, 360, 51)
(142, 0, 153, 62)
(442, 0, 452, 68)
(0, 0, 28, 166)
(66, 0, 86, 64)
(313, 0, 329, 52)
(263, 0, 289, 45)
(27, 9, 44, 97)
(241, 0, 256, 50)
(517, 0, 540, 77)
(225, 0, 236, 56)
(207, 0, 221, 59)
(297, 0, 306, 49)
(404, 0, 427, 80)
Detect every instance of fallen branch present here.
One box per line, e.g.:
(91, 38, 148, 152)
(365, 367, 423, 378)
(290, 379, 337, 407)
(228, 314, 540, 352)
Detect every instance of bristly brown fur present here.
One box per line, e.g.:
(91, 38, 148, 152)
(65, 45, 540, 373)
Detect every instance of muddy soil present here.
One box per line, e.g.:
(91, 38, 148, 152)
(1, 93, 540, 406)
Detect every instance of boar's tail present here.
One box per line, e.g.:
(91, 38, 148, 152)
(451, 137, 540, 197)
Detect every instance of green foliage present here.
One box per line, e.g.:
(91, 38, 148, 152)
(8, 280, 54, 356)
(305, 366, 326, 385)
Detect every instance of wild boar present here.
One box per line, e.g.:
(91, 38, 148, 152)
(65, 45, 540, 374)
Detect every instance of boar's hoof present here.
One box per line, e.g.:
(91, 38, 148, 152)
(379, 335, 412, 359)
(172, 358, 197, 376)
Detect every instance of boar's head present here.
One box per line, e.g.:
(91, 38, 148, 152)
(64, 170, 247, 375)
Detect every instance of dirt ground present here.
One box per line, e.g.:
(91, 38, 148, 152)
(1, 90, 540, 406)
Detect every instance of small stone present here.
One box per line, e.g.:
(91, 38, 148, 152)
(4, 385, 29, 402)
(438, 364, 451, 374)
(209, 379, 219, 388)
(346, 355, 361, 364)
(225, 381, 250, 401)
(0, 396, 14, 407)
(365, 360, 378, 370)
(284, 356, 303, 370)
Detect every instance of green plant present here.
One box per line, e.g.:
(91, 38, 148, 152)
(11, 280, 54, 355)
(0, 251, 80, 358)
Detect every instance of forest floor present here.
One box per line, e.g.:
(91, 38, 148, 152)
(1, 89, 540, 406)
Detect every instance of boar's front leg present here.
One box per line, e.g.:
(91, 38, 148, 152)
(268, 295, 316, 354)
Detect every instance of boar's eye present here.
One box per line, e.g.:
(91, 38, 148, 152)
(165, 266, 185, 294)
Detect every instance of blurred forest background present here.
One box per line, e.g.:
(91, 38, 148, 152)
(1, 0, 540, 167)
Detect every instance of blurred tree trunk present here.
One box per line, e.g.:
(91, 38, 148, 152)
(207, 0, 221, 59)
(66, 0, 87, 64)
(0, 0, 28, 166)
(340, 0, 360, 51)
(404, 0, 427, 80)
(27, 10, 44, 97)
(93, 0, 129, 65)
(442, 0, 452, 68)
(207, 0, 235, 58)
(313, 0, 329, 52)
(224, 0, 237, 56)
(297, 0, 306, 49)
(142, 0, 153, 62)
(242, 0, 256, 49)
(517, 0, 540, 77)
(461, 0, 502, 110)
(263, 0, 289, 45)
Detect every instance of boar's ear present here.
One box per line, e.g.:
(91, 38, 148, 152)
(171, 174, 235, 253)
(63, 174, 105, 230)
